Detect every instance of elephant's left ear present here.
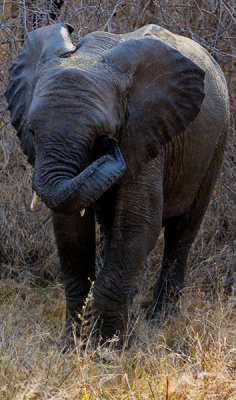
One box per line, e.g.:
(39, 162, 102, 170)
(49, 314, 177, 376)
(105, 37, 205, 175)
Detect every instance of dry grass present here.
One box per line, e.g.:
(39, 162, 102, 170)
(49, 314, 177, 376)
(0, 276, 236, 399)
(0, 1, 236, 398)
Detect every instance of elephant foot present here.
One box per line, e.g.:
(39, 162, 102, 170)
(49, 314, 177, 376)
(88, 313, 125, 348)
(91, 286, 129, 343)
(62, 319, 125, 355)
(147, 287, 181, 322)
(62, 318, 95, 354)
(151, 274, 183, 321)
(62, 333, 75, 354)
(62, 321, 81, 353)
(64, 289, 132, 350)
(148, 301, 180, 321)
(62, 297, 94, 352)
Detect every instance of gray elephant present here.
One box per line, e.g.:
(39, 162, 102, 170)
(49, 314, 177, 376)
(6, 23, 229, 343)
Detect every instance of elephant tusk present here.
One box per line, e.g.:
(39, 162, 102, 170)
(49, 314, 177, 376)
(80, 209, 86, 217)
(30, 191, 41, 212)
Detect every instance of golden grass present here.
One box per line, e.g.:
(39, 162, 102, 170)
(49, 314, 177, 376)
(0, 269, 236, 399)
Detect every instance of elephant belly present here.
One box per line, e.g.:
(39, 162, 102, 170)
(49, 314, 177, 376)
(162, 124, 226, 220)
(162, 141, 206, 220)
(161, 53, 229, 221)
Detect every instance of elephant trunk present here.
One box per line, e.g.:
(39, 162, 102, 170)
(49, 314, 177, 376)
(33, 136, 126, 214)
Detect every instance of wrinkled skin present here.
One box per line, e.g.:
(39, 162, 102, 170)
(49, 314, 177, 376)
(6, 23, 229, 344)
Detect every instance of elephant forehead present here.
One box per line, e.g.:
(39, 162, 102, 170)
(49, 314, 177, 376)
(40, 67, 98, 90)
(30, 68, 104, 113)
(28, 72, 113, 133)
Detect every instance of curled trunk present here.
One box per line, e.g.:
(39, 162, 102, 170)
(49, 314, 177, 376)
(33, 136, 125, 214)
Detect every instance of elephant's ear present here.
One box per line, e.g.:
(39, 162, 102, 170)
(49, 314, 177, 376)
(5, 23, 76, 165)
(105, 37, 205, 176)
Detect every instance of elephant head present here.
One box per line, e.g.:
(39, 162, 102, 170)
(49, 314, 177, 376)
(6, 23, 205, 215)
(6, 23, 126, 214)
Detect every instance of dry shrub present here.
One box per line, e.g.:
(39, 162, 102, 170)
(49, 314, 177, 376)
(0, 1, 236, 398)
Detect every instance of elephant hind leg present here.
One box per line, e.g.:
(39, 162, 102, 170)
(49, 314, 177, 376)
(152, 130, 227, 318)
(152, 217, 192, 317)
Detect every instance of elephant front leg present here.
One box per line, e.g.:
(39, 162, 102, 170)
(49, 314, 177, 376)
(52, 209, 95, 342)
(92, 163, 163, 341)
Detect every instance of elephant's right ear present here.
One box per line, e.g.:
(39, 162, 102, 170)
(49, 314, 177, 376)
(104, 37, 205, 176)
(5, 23, 76, 165)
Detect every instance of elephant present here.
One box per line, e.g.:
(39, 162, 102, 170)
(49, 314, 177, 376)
(6, 23, 229, 344)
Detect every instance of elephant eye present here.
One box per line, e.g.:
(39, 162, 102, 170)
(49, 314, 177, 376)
(29, 126, 36, 144)
(28, 120, 35, 136)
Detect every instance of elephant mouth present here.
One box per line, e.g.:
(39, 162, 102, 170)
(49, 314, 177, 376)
(32, 134, 126, 214)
